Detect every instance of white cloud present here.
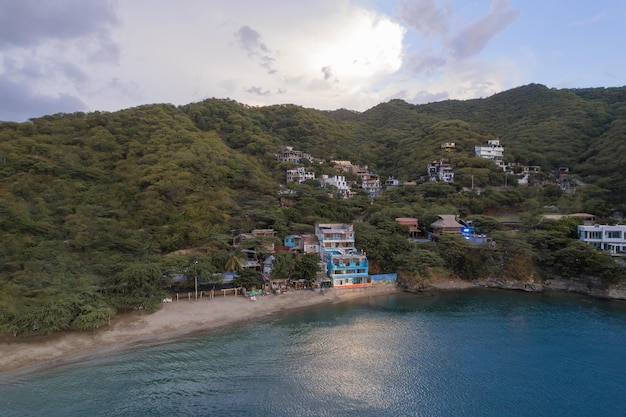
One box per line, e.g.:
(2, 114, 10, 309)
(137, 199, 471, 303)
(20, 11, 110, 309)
(95, 0, 407, 112)
(5, 0, 616, 121)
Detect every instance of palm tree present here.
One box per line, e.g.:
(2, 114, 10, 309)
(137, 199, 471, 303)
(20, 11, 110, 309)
(225, 249, 246, 273)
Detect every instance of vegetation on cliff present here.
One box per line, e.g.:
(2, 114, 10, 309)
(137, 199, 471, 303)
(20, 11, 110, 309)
(1, 84, 625, 335)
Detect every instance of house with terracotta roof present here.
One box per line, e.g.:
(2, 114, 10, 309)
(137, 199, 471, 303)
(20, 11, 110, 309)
(395, 217, 420, 239)
(568, 213, 597, 225)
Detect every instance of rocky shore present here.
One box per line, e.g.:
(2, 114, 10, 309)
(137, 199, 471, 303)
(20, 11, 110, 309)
(412, 276, 626, 300)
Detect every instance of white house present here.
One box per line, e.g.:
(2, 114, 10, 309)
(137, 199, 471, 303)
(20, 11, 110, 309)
(475, 139, 506, 171)
(286, 167, 315, 183)
(578, 224, 626, 255)
(275, 146, 313, 164)
(385, 177, 400, 187)
(321, 175, 352, 198)
(427, 159, 454, 182)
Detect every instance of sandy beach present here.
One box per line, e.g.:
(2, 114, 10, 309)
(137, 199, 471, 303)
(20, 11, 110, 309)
(0, 284, 400, 376)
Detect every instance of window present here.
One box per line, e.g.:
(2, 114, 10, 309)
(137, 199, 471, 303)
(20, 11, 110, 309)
(606, 231, 622, 239)
(587, 231, 601, 239)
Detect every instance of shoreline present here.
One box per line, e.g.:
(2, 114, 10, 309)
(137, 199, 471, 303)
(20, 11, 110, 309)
(4, 277, 623, 377)
(0, 284, 399, 376)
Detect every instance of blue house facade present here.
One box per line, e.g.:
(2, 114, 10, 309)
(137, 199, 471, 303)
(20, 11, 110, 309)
(314, 223, 370, 288)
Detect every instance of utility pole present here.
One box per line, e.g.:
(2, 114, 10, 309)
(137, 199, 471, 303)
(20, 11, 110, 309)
(194, 261, 199, 300)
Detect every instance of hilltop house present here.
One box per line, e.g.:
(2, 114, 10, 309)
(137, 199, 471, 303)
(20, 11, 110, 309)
(315, 223, 370, 288)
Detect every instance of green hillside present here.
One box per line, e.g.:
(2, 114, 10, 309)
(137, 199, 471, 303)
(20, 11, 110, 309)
(1, 84, 625, 334)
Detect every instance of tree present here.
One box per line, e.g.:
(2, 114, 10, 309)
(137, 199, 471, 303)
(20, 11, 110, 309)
(107, 263, 163, 309)
(293, 253, 322, 284)
(232, 268, 262, 290)
(465, 214, 501, 234)
(270, 251, 299, 284)
(401, 246, 446, 277)
(225, 249, 246, 273)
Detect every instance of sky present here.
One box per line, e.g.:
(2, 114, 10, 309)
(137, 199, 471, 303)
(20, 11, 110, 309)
(0, 0, 625, 122)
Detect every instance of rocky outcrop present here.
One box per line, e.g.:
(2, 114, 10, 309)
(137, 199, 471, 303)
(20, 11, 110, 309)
(542, 278, 626, 300)
(400, 273, 626, 300)
(474, 278, 543, 292)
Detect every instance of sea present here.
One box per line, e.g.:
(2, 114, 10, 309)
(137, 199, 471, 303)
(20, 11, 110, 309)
(1, 289, 625, 417)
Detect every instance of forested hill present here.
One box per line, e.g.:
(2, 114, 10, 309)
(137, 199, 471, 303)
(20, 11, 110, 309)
(1, 83, 625, 334)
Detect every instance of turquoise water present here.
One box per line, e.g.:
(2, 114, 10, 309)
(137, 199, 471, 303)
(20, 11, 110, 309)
(1, 289, 625, 417)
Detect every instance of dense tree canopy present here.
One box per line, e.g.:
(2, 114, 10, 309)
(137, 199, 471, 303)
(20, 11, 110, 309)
(1, 84, 625, 335)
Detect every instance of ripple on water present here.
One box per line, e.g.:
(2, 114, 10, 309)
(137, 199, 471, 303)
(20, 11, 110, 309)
(1, 290, 625, 417)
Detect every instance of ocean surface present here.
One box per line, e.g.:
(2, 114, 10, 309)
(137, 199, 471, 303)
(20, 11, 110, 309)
(1, 289, 625, 417)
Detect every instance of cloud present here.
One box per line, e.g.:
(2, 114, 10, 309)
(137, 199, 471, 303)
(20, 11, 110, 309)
(404, 50, 447, 75)
(246, 86, 271, 96)
(411, 89, 449, 104)
(0, 0, 118, 48)
(235, 25, 276, 74)
(0, 77, 85, 122)
(321, 66, 336, 82)
(397, 0, 450, 37)
(448, 0, 520, 60)
(0, 0, 533, 121)
(0, 0, 121, 120)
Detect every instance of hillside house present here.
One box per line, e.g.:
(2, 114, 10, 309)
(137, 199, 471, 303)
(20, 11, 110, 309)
(578, 224, 626, 255)
(475, 139, 507, 171)
(286, 167, 315, 183)
(427, 159, 454, 182)
(430, 215, 465, 236)
(359, 171, 382, 198)
(283, 233, 320, 254)
(385, 177, 399, 187)
(395, 217, 423, 240)
(315, 223, 370, 288)
(233, 229, 276, 251)
(321, 175, 353, 198)
(330, 160, 350, 172)
(275, 146, 313, 164)
(441, 142, 456, 152)
(542, 213, 597, 225)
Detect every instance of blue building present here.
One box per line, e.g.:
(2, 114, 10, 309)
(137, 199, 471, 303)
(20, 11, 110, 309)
(314, 223, 370, 288)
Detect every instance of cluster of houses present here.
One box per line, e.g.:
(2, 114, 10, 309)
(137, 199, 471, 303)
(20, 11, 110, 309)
(231, 214, 493, 292)
(234, 223, 371, 290)
(223, 211, 625, 297)
(431, 139, 544, 185)
(277, 146, 383, 198)
(277, 140, 548, 193)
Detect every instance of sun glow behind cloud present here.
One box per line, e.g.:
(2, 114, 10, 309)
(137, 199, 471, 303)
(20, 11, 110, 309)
(307, 10, 404, 82)
(1, 0, 624, 121)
